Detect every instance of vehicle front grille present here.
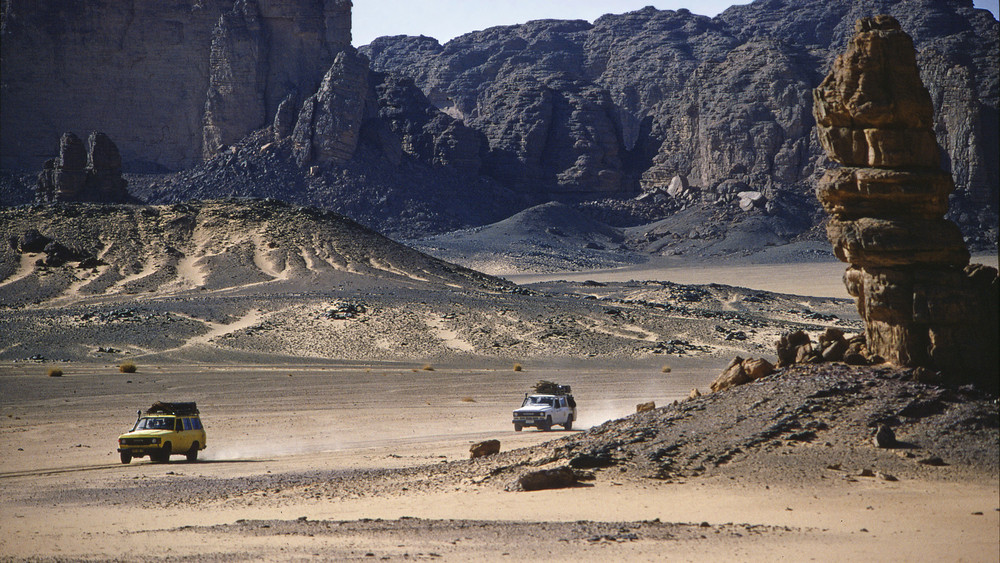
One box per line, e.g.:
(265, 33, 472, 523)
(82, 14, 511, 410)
(122, 438, 156, 446)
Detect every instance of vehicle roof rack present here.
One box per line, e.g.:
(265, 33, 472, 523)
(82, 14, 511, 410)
(532, 381, 572, 395)
(146, 402, 199, 415)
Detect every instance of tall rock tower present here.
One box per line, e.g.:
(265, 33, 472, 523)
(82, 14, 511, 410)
(813, 16, 998, 392)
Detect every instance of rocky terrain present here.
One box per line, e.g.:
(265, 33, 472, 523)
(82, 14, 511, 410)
(1, 0, 352, 170)
(3, 0, 996, 254)
(0, 200, 861, 364)
(363, 0, 998, 247)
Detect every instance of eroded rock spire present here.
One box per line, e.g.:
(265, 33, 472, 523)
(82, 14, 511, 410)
(813, 15, 997, 391)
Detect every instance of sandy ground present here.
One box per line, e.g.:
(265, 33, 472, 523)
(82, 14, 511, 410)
(2, 361, 997, 562)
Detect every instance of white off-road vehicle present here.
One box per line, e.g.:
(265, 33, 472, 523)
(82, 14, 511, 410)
(512, 383, 576, 431)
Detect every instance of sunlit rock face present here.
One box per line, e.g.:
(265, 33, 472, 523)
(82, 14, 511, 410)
(814, 15, 997, 392)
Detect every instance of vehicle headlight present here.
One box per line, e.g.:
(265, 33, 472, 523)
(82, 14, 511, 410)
(151, 438, 159, 444)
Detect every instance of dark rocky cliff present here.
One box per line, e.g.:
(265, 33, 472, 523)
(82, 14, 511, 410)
(363, 0, 998, 240)
(1, 0, 351, 171)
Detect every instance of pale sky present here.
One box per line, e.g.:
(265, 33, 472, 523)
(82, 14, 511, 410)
(352, 0, 1000, 46)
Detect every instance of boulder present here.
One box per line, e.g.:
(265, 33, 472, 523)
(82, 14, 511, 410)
(518, 466, 577, 491)
(872, 424, 897, 448)
(711, 356, 776, 392)
(666, 175, 689, 197)
(469, 439, 501, 459)
(776, 330, 811, 367)
(636, 401, 656, 413)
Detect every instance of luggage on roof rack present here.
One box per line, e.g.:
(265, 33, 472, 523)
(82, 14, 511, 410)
(533, 380, 571, 395)
(146, 402, 199, 415)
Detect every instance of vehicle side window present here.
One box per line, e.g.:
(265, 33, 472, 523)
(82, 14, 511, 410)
(192, 418, 202, 430)
(183, 418, 192, 431)
(175, 419, 183, 431)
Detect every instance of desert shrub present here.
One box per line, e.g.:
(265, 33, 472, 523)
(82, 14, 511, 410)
(461, 397, 476, 403)
(48, 368, 63, 377)
(661, 365, 672, 373)
(513, 363, 523, 372)
(422, 364, 435, 371)
(119, 362, 137, 373)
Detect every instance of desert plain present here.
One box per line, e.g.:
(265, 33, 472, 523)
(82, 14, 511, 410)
(2, 249, 997, 562)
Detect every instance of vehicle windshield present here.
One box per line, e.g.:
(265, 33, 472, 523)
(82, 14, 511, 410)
(521, 396, 554, 407)
(133, 417, 173, 430)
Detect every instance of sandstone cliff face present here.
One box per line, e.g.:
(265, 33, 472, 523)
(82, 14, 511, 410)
(1, 0, 351, 171)
(363, 0, 997, 235)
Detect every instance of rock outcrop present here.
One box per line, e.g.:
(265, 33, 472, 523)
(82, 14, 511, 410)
(1, 0, 352, 170)
(36, 132, 129, 203)
(363, 0, 997, 240)
(292, 48, 371, 167)
(814, 16, 998, 392)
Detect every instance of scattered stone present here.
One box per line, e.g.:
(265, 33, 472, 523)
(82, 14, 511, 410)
(636, 401, 656, 413)
(518, 467, 577, 491)
(872, 425, 897, 448)
(917, 456, 948, 466)
(710, 356, 775, 392)
(469, 440, 501, 459)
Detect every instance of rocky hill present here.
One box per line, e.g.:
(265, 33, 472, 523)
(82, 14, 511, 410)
(0, 200, 860, 363)
(1, 0, 995, 252)
(363, 0, 998, 245)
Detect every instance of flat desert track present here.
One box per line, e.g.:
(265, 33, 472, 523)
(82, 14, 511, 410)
(2, 360, 997, 561)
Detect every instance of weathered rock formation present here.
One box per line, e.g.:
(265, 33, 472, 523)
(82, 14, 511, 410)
(814, 16, 998, 391)
(291, 48, 371, 167)
(363, 0, 997, 237)
(36, 132, 129, 203)
(1, 0, 352, 170)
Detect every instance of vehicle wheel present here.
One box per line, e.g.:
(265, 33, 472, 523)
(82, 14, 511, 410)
(155, 442, 171, 463)
(513, 423, 523, 432)
(120, 451, 132, 464)
(564, 419, 573, 431)
(541, 416, 552, 431)
(186, 441, 199, 462)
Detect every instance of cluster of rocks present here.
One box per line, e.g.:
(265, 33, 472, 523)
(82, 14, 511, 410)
(320, 301, 367, 320)
(711, 327, 871, 393)
(637, 175, 771, 215)
(9, 228, 98, 268)
(813, 16, 998, 393)
(35, 132, 128, 204)
(775, 328, 867, 367)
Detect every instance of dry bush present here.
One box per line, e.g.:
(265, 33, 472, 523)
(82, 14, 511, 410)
(47, 368, 63, 377)
(513, 363, 523, 372)
(119, 362, 137, 373)
(422, 364, 435, 371)
(661, 365, 672, 373)
(461, 397, 476, 403)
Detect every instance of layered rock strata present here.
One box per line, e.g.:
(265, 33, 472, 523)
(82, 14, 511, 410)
(813, 16, 997, 391)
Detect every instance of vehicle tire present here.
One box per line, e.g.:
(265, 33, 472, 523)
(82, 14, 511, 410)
(155, 442, 171, 463)
(120, 451, 132, 464)
(186, 441, 199, 462)
(564, 419, 573, 431)
(513, 423, 523, 432)
(541, 416, 552, 431)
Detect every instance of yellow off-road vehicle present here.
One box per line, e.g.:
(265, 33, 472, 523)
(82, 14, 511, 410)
(117, 402, 206, 464)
